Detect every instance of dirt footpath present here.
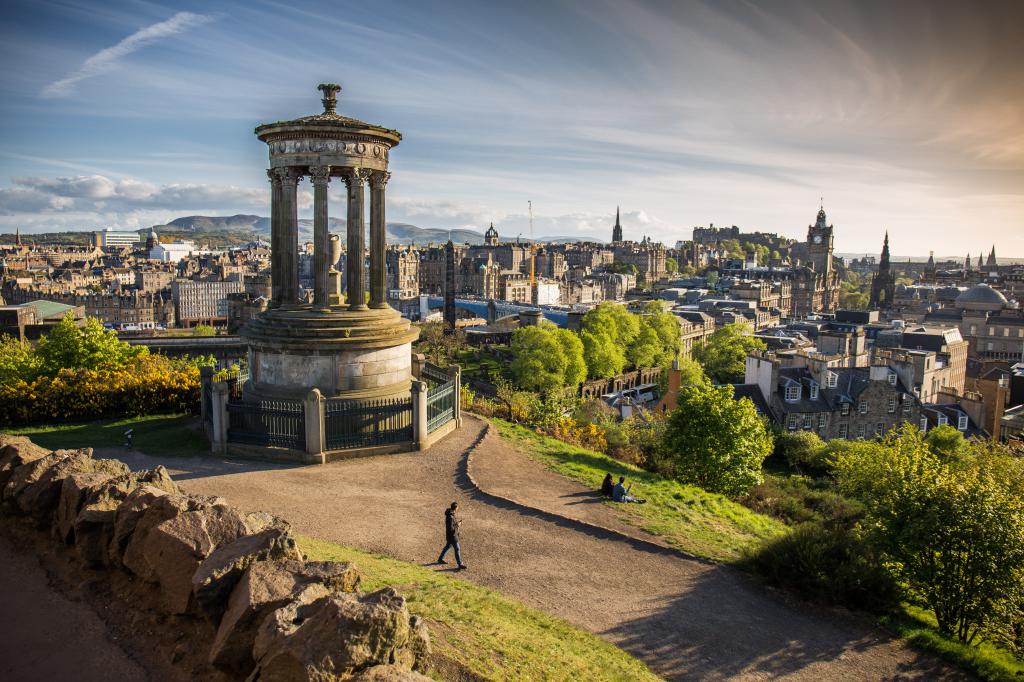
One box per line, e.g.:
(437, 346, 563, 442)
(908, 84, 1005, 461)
(0, 532, 148, 682)
(103, 415, 967, 681)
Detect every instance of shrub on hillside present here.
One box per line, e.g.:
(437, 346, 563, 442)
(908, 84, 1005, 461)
(773, 431, 830, 476)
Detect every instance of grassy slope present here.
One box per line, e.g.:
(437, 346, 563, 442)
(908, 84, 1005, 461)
(2, 413, 208, 458)
(491, 418, 786, 562)
(299, 535, 658, 682)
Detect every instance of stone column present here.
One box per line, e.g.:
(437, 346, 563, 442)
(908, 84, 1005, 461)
(211, 381, 229, 455)
(447, 364, 462, 427)
(304, 388, 325, 463)
(310, 166, 331, 309)
(267, 170, 283, 306)
(344, 168, 367, 311)
(369, 171, 390, 308)
(412, 379, 428, 450)
(278, 167, 301, 305)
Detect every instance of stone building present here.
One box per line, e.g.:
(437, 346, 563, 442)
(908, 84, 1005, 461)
(386, 245, 419, 300)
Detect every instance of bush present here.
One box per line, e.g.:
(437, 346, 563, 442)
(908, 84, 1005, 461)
(0, 356, 200, 425)
(744, 521, 900, 613)
(773, 431, 830, 476)
(739, 474, 862, 526)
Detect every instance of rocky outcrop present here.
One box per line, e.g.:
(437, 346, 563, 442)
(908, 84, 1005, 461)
(0, 435, 431, 682)
(210, 559, 361, 674)
(250, 588, 429, 681)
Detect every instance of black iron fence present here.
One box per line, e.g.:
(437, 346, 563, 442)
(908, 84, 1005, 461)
(324, 396, 413, 450)
(427, 380, 455, 433)
(421, 362, 450, 386)
(226, 398, 305, 450)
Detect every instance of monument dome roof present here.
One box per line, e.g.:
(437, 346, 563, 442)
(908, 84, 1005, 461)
(255, 83, 401, 145)
(956, 283, 1007, 306)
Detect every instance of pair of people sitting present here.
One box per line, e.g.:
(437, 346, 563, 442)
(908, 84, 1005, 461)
(600, 473, 645, 504)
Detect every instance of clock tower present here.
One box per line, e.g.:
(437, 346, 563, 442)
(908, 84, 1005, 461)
(806, 205, 834, 276)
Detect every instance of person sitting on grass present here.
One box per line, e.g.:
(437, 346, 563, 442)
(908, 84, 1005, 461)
(600, 473, 614, 498)
(612, 476, 646, 504)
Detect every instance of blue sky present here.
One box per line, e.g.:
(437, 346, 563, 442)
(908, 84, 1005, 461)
(1, 0, 1022, 256)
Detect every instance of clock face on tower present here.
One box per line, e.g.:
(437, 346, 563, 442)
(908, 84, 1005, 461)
(813, 235, 823, 244)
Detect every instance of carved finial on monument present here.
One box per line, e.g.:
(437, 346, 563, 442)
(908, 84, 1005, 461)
(318, 83, 341, 116)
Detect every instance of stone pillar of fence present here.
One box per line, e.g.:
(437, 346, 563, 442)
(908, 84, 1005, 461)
(447, 364, 462, 427)
(411, 353, 426, 381)
(200, 365, 214, 424)
(211, 381, 229, 455)
(304, 388, 325, 463)
(412, 379, 428, 450)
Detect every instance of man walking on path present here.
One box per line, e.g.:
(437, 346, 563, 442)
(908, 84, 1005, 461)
(437, 501, 466, 570)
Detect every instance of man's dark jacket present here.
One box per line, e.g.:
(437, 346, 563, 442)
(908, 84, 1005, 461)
(445, 508, 460, 543)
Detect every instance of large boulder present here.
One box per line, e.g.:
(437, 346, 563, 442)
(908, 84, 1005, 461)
(210, 559, 360, 674)
(10, 450, 127, 521)
(4, 450, 77, 503)
(249, 588, 430, 681)
(142, 504, 279, 614)
(56, 472, 117, 543)
(192, 525, 302, 619)
(74, 498, 122, 566)
(0, 436, 50, 489)
(119, 492, 223, 578)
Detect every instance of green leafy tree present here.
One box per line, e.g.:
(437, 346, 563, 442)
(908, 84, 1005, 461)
(0, 335, 40, 384)
(580, 329, 625, 379)
(639, 301, 681, 367)
(675, 356, 711, 388)
(34, 314, 147, 377)
(925, 424, 966, 460)
(509, 325, 586, 392)
(192, 324, 216, 337)
(416, 320, 467, 367)
(662, 384, 773, 496)
(773, 431, 829, 476)
(692, 322, 766, 383)
(665, 257, 678, 274)
(836, 428, 1024, 644)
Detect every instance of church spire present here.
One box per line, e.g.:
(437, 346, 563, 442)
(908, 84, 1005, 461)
(612, 205, 623, 243)
(987, 244, 997, 267)
(879, 231, 890, 268)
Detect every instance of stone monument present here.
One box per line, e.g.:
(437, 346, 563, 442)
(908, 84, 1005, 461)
(242, 84, 419, 401)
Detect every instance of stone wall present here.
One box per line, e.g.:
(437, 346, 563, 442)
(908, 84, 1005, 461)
(0, 434, 431, 682)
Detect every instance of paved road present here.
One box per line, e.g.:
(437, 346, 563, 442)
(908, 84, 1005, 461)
(104, 416, 965, 681)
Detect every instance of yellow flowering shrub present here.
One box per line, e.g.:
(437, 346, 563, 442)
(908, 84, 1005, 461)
(550, 416, 608, 452)
(0, 356, 200, 425)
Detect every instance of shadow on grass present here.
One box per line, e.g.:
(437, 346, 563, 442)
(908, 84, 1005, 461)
(4, 413, 208, 457)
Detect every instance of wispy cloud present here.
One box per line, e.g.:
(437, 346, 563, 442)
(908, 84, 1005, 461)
(41, 12, 213, 98)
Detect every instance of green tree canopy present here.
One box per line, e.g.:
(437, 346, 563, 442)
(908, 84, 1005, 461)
(192, 324, 216, 337)
(509, 324, 586, 392)
(33, 314, 147, 378)
(662, 384, 773, 496)
(580, 329, 625, 380)
(692, 322, 766, 384)
(836, 427, 1024, 644)
(665, 257, 678, 274)
(924, 424, 967, 460)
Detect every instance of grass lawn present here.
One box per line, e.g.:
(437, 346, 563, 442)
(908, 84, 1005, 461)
(879, 605, 1024, 682)
(2, 413, 208, 458)
(491, 418, 787, 563)
(299, 535, 658, 682)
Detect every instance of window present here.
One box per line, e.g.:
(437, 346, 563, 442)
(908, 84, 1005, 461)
(838, 423, 849, 439)
(785, 384, 800, 402)
(920, 417, 928, 432)
(876, 422, 885, 436)
(938, 414, 948, 426)
(809, 384, 819, 400)
(858, 399, 868, 414)
(958, 414, 968, 431)
(888, 372, 897, 386)
(818, 413, 827, 429)
(1004, 327, 1010, 337)
(841, 402, 850, 416)
(888, 396, 897, 413)
(969, 325, 977, 335)
(826, 372, 838, 388)
(787, 415, 799, 430)
(803, 415, 813, 430)
(856, 424, 866, 439)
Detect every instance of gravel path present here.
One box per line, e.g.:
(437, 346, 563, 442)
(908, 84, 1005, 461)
(0, 532, 148, 682)
(103, 415, 966, 681)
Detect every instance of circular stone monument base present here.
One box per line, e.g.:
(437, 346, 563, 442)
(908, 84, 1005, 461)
(240, 304, 420, 401)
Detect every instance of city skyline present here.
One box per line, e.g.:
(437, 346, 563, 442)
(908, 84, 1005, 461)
(1, 0, 1022, 256)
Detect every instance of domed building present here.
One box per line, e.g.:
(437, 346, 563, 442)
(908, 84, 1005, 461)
(954, 283, 1008, 313)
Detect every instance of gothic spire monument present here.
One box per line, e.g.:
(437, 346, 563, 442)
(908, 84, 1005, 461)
(869, 232, 895, 309)
(242, 84, 418, 401)
(612, 206, 623, 243)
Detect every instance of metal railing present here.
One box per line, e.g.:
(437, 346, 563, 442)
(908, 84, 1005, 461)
(324, 396, 413, 450)
(226, 398, 305, 450)
(427, 380, 455, 433)
(421, 362, 450, 386)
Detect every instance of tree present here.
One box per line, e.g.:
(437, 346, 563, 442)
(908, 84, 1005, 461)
(34, 314, 147, 377)
(0, 335, 40, 384)
(692, 323, 766, 383)
(836, 428, 1024, 644)
(675, 356, 710, 388)
(416, 321, 467, 367)
(773, 431, 828, 475)
(638, 301, 681, 368)
(580, 328, 625, 379)
(662, 384, 773, 496)
(509, 325, 586, 392)
(581, 303, 638, 378)
(665, 257, 678, 274)
(193, 324, 216, 337)
(925, 424, 966, 460)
